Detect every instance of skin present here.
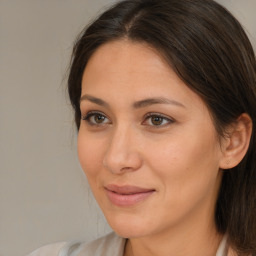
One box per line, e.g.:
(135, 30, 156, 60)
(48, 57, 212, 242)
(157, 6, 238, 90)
(78, 40, 227, 256)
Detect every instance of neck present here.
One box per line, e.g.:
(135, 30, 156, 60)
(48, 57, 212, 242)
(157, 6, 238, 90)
(124, 212, 223, 256)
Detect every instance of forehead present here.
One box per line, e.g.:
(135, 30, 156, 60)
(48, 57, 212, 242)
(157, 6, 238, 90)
(82, 40, 182, 92)
(81, 40, 208, 113)
(83, 39, 172, 81)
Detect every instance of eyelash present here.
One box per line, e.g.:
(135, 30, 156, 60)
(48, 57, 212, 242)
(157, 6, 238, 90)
(81, 111, 175, 128)
(143, 113, 174, 128)
(81, 111, 111, 127)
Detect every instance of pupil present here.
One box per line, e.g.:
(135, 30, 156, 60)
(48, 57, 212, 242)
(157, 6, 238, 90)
(152, 116, 163, 125)
(95, 115, 105, 123)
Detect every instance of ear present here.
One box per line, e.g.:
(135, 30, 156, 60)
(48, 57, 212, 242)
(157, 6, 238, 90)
(219, 113, 252, 169)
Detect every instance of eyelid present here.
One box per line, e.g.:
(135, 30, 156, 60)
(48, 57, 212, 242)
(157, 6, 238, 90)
(81, 110, 175, 128)
(142, 112, 175, 127)
(81, 111, 111, 126)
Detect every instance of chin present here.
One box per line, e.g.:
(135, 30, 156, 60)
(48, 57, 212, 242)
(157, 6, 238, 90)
(103, 211, 154, 238)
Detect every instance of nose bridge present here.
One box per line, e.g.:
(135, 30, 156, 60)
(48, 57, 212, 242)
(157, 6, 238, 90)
(103, 123, 142, 173)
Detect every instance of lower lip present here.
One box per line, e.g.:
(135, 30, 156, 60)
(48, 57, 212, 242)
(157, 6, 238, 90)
(105, 189, 155, 207)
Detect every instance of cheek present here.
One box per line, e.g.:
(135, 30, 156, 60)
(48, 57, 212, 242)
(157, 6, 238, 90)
(146, 127, 221, 199)
(77, 130, 105, 178)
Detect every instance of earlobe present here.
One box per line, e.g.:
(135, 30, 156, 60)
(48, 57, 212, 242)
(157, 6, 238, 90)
(219, 113, 252, 169)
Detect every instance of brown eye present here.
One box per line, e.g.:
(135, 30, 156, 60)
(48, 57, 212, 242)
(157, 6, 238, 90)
(143, 113, 174, 127)
(82, 112, 110, 126)
(151, 116, 164, 125)
(93, 114, 106, 123)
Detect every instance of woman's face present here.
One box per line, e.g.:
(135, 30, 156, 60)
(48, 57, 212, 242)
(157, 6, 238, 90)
(78, 40, 224, 239)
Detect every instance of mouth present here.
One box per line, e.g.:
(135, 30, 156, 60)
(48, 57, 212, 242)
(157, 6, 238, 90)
(104, 184, 156, 207)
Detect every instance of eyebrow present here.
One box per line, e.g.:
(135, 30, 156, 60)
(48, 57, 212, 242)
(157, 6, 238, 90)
(133, 97, 185, 108)
(80, 94, 185, 109)
(80, 94, 110, 108)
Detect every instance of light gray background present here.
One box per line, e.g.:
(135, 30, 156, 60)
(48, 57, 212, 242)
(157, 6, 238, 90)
(0, 1, 255, 256)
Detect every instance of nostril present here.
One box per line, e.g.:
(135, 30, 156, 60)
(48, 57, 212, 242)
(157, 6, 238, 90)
(103, 151, 142, 174)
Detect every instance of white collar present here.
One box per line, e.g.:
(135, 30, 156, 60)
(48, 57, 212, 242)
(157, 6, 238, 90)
(216, 234, 228, 256)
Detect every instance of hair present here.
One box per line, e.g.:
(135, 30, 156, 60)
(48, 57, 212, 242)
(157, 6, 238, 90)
(68, 0, 256, 254)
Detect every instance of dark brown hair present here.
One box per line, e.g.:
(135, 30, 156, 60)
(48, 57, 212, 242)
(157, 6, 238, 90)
(68, 0, 256, 254)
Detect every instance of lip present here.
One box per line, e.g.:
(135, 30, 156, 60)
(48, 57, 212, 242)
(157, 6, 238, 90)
(105, 184, 155, 207)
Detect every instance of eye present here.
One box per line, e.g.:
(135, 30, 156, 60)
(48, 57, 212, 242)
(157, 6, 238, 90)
(143, 113, 174, 127)
(82, 111, 111, 126)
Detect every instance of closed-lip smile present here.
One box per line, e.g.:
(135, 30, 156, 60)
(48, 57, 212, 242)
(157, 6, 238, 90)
(105, 184, 155, 207)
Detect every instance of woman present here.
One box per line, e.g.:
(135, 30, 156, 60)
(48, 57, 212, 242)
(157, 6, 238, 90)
(28, 0, 256, 255)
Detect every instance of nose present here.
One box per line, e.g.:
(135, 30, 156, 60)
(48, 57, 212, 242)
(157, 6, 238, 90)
(103, 125, 143, 174)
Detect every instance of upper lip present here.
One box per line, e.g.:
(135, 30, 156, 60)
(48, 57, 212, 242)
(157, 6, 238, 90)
(105, 184, 155, 195)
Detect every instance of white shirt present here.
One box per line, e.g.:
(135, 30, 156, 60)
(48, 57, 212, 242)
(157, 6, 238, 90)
(27, 232, 228, 256)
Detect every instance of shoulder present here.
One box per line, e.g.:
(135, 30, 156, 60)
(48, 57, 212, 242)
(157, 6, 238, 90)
(26, 232, 126, 256)
(26, 242, 67, 256)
